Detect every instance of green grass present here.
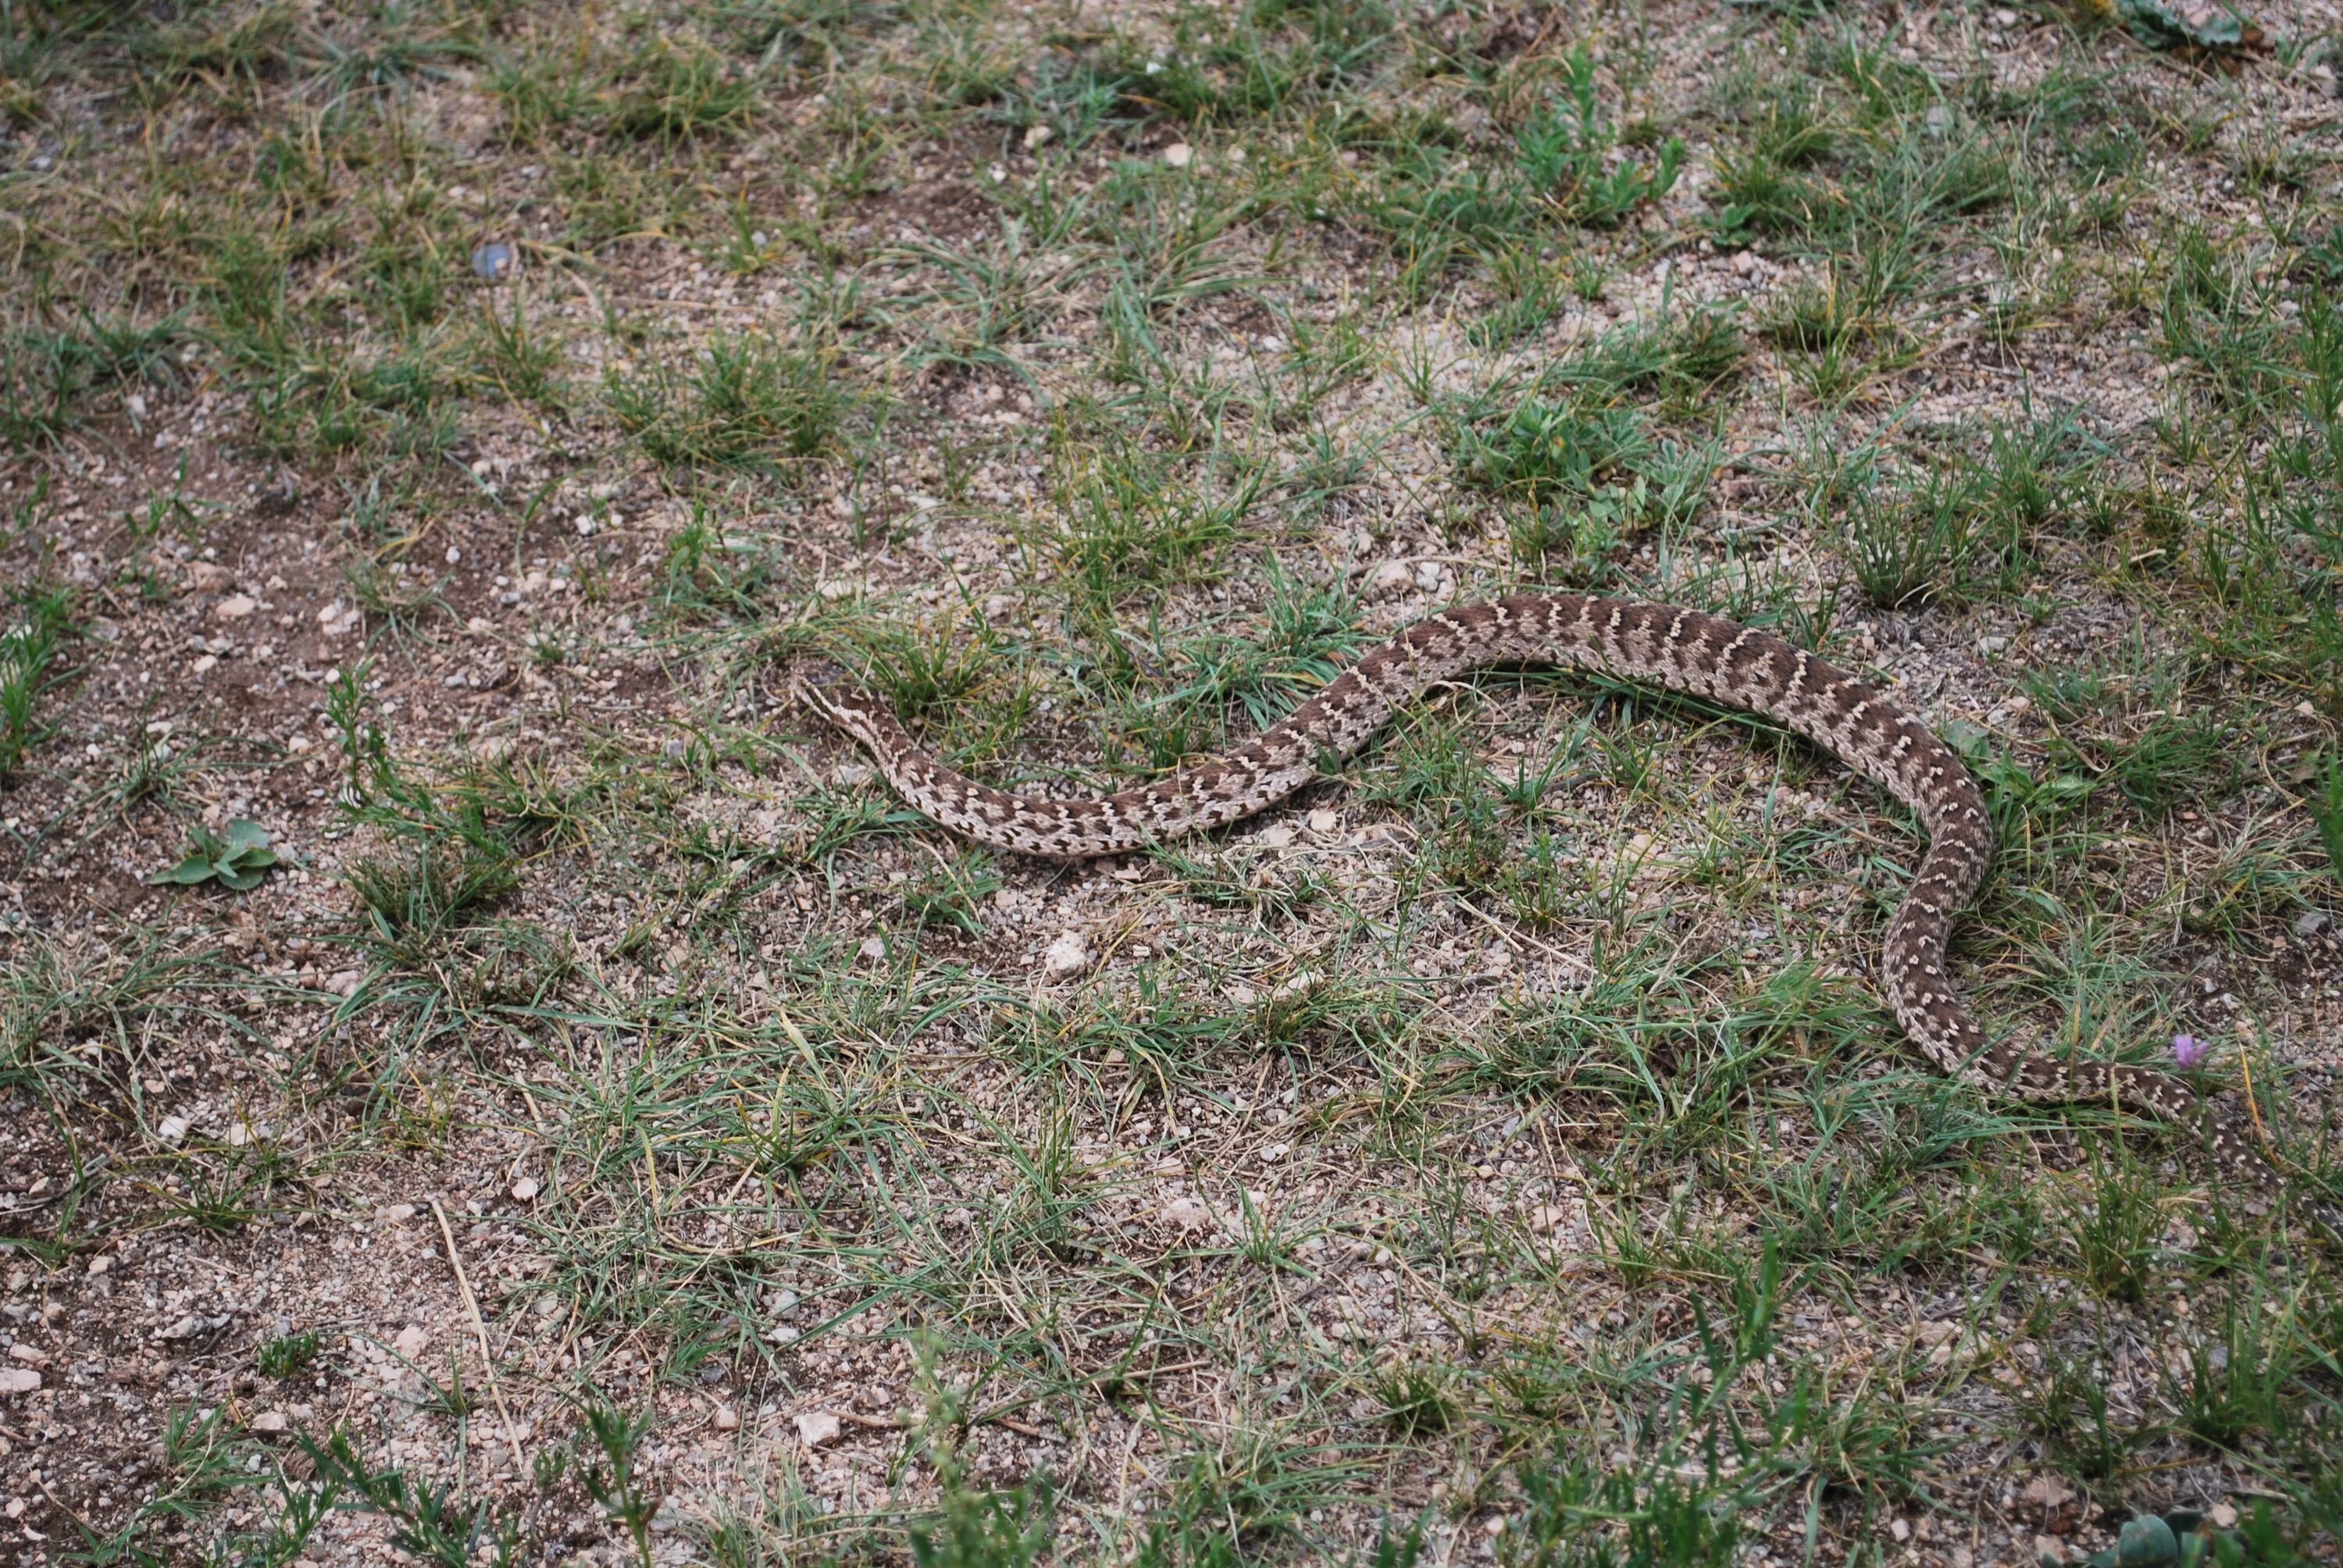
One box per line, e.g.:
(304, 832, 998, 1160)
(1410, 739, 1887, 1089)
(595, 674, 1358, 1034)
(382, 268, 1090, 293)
(0, 584, 73, 779)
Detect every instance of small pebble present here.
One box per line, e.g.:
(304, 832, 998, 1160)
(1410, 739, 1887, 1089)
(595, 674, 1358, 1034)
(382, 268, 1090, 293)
(471, 242, 518, 281)
(1043, 929, 1093, 980)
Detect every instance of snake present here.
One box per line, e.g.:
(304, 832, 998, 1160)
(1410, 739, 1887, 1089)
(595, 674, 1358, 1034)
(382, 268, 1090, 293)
(796, 591, 2306, 1201)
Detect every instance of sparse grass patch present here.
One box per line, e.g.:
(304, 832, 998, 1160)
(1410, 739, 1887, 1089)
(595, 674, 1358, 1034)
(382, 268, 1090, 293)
(0, 584, 73, 780)
(609, 333, 847, 472)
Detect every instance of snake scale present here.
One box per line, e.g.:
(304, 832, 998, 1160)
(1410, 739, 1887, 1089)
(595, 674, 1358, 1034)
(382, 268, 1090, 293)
(797, 591, 2293, 1196)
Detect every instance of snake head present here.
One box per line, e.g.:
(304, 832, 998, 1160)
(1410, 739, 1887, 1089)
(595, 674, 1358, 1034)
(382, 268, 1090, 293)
(786, 657, 889, 746)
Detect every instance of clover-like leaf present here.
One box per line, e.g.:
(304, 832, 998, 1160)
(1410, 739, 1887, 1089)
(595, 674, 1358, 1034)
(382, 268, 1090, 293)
(149, 819, 280, 892)
(2115, 0, 2256, 49)
(155, 853, 220, 886)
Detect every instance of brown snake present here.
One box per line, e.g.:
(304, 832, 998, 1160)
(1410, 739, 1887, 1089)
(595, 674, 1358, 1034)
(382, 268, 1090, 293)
(797, 591, 2302, 1200)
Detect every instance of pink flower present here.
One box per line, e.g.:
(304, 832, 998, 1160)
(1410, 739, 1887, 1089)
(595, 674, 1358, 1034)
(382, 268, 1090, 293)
(2173, 1034, 2209, 1070)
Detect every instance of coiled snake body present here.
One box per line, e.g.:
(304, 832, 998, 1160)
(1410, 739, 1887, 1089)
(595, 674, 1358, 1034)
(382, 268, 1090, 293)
(797, 592, 2287, 1192)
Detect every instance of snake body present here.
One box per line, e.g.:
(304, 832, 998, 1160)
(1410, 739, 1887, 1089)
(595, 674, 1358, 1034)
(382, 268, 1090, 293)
(797, 592, 2282, 1189)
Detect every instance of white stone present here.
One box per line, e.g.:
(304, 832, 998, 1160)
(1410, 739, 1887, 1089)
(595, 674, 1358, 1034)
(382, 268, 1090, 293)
(1043, 929, 1093, 981)
(0, 1368, 39, 1394)
(1161, 143, 1193, 168)
(250, 1410, 289, 1434)
(858, 935, 887, 962)
(1524, 1203, 1574, 1235)
(393, 1325, 430, 1360)
(1161, 1196, 1211, 1231)
(794, 1410, 841, 1447)
(713, 1405, 740, 1431)
(156, 1115, 190, 1142)
(511, 1177, 540, 1202)
(214, 594, 256, 621)
(2020, 1474, 2071, 1509)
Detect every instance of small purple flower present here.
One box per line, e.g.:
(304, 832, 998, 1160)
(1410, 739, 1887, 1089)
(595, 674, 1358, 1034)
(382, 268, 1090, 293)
(2173, 1033, 2209, 1070)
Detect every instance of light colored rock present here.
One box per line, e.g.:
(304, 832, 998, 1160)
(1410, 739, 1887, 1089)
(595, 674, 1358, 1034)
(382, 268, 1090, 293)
(1161, 142, 1193, 168)
(713, 1405, 740, 1431)
(794, 1410, 841, 1447)
(1043, 929, 1093, 981)
(214, 594, 256, 621)
(1525, 1203, 1574, 1235)
(2020, 1474, 2071, 1509)
(1161, 1196, 1211, 1231)
(8, 1344, 45, 1365)
(1306, 808, 1340, 834)
(0, 1368, 39, 1394)
(510, 1177, 540, 1202)
(858, 935, 887, 962)
(250, 1410, 289, 1435)
(1371, 560, 1414, 597)
(393, 1325, 430, 1360)
(2296, 910, 2333, 938)
(156, 1115, 190, 1143)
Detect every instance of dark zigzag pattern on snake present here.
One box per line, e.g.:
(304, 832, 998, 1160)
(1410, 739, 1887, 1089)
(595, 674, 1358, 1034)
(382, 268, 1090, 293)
(796, 591, 2292, 1196)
